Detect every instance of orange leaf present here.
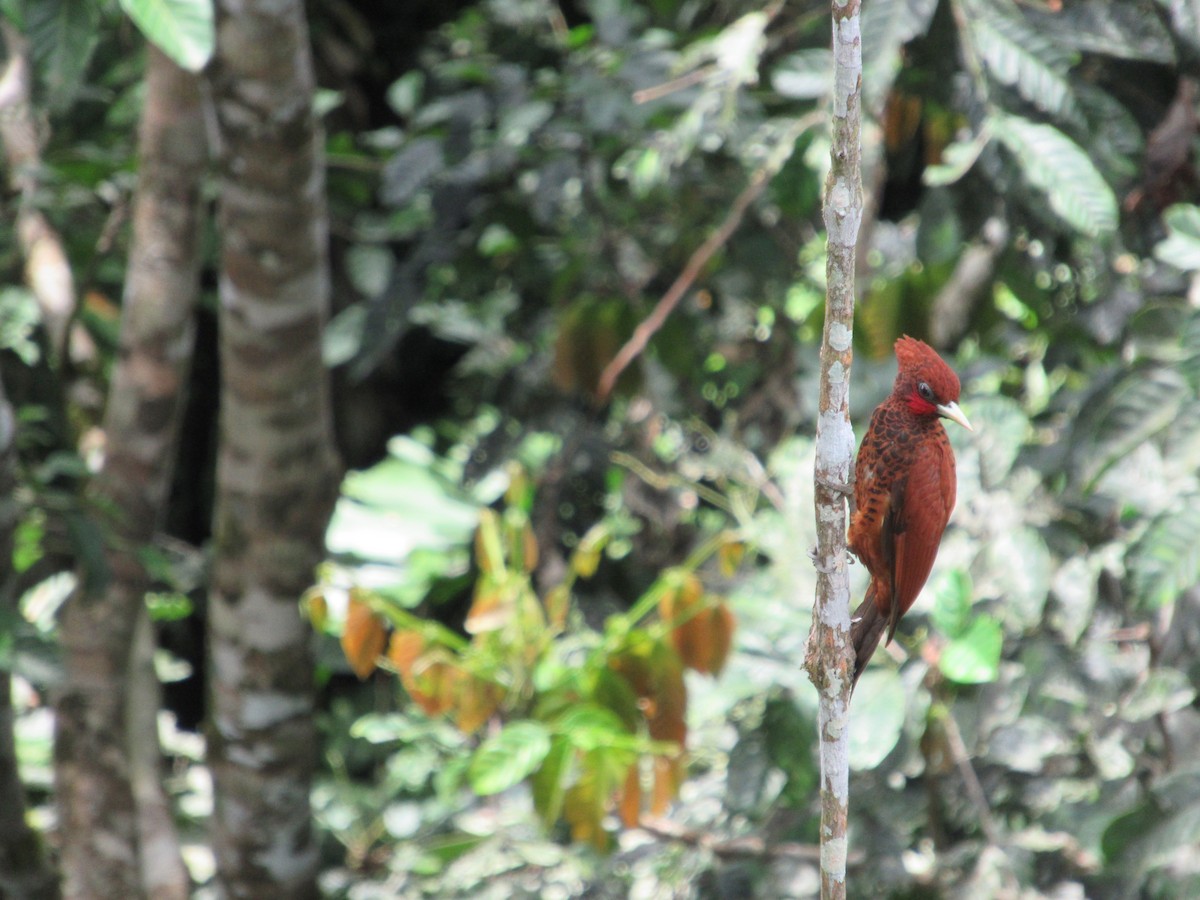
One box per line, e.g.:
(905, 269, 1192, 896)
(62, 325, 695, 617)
(455, 675, 503, 734)
(388, 631, 452, 715)
(705, 602, 736, 676)
(618, 761, 642, 828)
(465, 576, 515, 634)
(650, 755, 683, 816)
(610, 637, 687, 746)
(341, 593, 386, 680)
(410, 659, 460, 716)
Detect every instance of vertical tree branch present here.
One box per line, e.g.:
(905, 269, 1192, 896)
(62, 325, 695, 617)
(55, 44, 207, 900)
(207, 1, 341, 895)
(803, 1, 863, 898)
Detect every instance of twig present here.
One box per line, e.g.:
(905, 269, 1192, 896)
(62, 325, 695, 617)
(938, 707, 1001, 846)
(596, 113, 821, 404)
(633, 65, 720, 104)
(637, 816, 864, 864)
(803, 2, 864, 897)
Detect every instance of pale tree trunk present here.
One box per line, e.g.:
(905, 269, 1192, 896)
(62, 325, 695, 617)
(0, 378, 59, 899)
(803, 1, 864, 899)
(54, 46, 207, 900)
(206, 1, 340, 896)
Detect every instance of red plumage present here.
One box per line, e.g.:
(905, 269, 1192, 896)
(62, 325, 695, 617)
(848, 336, 972, 689)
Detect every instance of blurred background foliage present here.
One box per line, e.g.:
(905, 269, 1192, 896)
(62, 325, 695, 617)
(6, 0, 1200, 896)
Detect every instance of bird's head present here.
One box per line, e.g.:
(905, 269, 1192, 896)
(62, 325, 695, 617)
(893, 336, 973, 431)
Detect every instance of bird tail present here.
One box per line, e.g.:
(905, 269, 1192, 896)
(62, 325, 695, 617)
(850, 586, 887, 693)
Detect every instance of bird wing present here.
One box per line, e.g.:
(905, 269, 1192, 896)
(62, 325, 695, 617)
(886, 438, 956, 642)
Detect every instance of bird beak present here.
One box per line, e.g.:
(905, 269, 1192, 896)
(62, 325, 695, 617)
(937, 401, 973, 432)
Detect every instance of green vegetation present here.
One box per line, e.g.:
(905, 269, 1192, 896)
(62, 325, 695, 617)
(3, 0, 1200, 896)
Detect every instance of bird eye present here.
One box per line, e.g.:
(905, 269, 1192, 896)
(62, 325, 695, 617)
(917, 382, 934, 401)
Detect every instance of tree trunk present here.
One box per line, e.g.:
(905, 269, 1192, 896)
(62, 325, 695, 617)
(0, 378, 59, 900)
(206, 1, 340, 896)
(54, 45, 207, 900)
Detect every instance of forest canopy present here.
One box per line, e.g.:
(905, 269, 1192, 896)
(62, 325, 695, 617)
(0, 0, 1199, 897)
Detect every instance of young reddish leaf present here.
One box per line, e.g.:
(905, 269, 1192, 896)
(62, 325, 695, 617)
(410, 657, 462, 717)
(388, 631, 456, 715)
(618, 761, 642, 828)
(465, 576, 514, 633)
(705, 601, 736, 676)
(610, 636, 687, 746)
(661, 580, 737, 676)
(341, 592, 386, 680)
(387, 630, 424, 679)
(658, 570, 703, 626)
(455, 675, 503, 734)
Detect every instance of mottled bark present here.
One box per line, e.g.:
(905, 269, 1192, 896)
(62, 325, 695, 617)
(206, 2, 340, 897)
(54, 46, 207, 900)
(0, 379, 59, 900)
(0, 22, 77, 359)
(802, 1, 864, 899)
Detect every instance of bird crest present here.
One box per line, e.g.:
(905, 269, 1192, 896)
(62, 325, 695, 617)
(893, 335, 960, 403)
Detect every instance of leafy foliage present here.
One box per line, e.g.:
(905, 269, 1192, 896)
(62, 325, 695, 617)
(311, 450, 744, 852)
(117, 0, 214, 71)
(4, 0, 1200, 896)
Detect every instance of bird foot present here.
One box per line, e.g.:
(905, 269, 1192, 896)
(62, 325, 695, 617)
(817, 477, 853, 497)
(807, 544, 839, 574)
(817, 476, 856, 517)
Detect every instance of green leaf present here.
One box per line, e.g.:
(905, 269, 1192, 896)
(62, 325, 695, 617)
(1155, 204, 1200, 272)
(849, 669, 907, 769)
(1070, 365, 1189, 491)
(118, 0, 214, 71)
(468, 721, 552, 796)
(984, 526, 1052, 629)
(939, 617, 1002, 684)
(922, 132, 987, 187)
(972, 10, 1082, 126)
(763, 694, 818, 803)
(771, 49, 831, 100)
(1128, 499, 1200, 608)
(991, 113, 1118, 238)
(530, 736, 571, 825)
(554, 704, 630, 752)
(387, 71, 425, 118)
(1121, 668, 1196, 721)
(26, 0, 100, 111)
(967, 394, 1031, 484)
(930, 569, 974, 639)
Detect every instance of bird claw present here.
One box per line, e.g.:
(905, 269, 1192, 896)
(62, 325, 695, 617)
(817, 477, 853, 497)
(817, 476, 857, 517)
(808, 545, 839, 574)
